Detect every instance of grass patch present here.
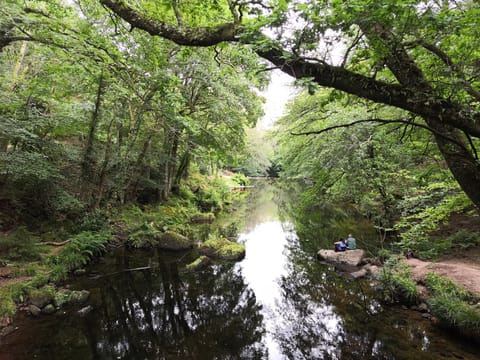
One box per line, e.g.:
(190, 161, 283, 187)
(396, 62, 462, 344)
(425, 272, 480, 338)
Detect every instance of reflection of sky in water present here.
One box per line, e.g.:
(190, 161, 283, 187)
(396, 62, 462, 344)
(237, 221, 288, 359)
(237, 220, 343, 359)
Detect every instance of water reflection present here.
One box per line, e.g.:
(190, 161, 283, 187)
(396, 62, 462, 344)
(2, 250, 267, 359)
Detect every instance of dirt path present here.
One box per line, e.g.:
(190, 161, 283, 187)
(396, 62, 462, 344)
(404, 253, 480, 297)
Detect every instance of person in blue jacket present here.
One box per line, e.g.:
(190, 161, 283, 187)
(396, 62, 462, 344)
(334, 238, 347, 252)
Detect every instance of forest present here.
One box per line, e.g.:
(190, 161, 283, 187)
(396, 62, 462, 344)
(1, 0, 480, 355)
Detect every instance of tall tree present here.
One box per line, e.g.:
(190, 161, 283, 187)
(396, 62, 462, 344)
(97, 0, 480, 208)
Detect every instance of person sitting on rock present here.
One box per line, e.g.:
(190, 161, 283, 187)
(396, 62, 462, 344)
(346, 234, 357, 250)
(334, 238, 347, 252)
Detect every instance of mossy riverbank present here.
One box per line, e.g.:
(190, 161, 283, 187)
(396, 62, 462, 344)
(0, 173, 249, 332)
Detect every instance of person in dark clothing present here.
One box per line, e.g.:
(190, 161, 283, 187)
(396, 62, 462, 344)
(334, 238, 347, 252)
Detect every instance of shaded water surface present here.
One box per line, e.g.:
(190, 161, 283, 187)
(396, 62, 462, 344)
(1, 181, 479, 359)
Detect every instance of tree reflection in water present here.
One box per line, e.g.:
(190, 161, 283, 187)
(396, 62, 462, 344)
(84, 250, 267, 359)
(269, 230, 477, 360)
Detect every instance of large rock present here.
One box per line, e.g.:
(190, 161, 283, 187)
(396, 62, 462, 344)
(317, 249, 366, 267)
(198, 238, 245, 261)
(156, 231, 195, 251)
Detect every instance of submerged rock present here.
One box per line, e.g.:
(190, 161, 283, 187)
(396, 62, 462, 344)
(185, 256, 211, 272)
(198, 238, 245, 261)
(156, 231, 195, 251)
(317, 249, 366, 267)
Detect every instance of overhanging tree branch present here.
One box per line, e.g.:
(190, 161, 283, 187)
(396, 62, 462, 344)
(98, 0, 480, 138)
(100, 0, 237, 45)
(290, 118, 470, 153)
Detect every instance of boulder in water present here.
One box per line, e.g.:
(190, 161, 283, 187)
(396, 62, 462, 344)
(198, 238, 245, 261)
(156, 231, 195, 250)
(317, 249, 366, 267)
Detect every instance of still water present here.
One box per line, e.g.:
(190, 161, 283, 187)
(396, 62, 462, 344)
(1, 181, 479, 359)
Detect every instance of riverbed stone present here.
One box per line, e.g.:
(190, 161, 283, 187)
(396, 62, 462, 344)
(0, 325, 17, 337)
(198, 238, 246, 261)
(27, 304, 42, 317)
(418, 303, 429, 313)
(70, 290, 90, 305)
(53, 289, 73, 308)
(78, 305, 93, 316)
(351, 268, 368, 279)
(156, 231, 195, 251)
(317, 249, 366, 267)
(41, 304, 56, 315)
(28, 285, 55, 309)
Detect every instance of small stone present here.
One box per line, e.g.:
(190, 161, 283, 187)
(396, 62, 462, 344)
(73, 269, 87, 276)
(27, 304, 42, 316)
(70, 290, 90, 304)
(77, 305, 93, 316)
(41, 304, 56, 315)
(0, 325, 17, 337)
(422, 313, 432, 320)
(351, 268, 368, 279)
(418, 303, 429, 312)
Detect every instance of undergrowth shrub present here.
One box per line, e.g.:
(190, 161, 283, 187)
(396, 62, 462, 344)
(46, 230, 111, 272)
(377, 257, 418, 304)
(231, 173, 250, 187)
(0, 226, 42, 261)
(395, 192, 472, 259)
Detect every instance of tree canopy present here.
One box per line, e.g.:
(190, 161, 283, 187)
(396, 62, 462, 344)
(88, 0, 480, 208)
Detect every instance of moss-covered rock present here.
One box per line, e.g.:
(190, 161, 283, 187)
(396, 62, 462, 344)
(156, 231, 195, 251)
(191, 213, 215, 224)
(41, 304, 56, 315)
(53, 288, 73, 308)
(185, 256, 211, 272)
(198, 238, 245, 261)
(28, 285, 55, 308)
(70, 290, 90, 305)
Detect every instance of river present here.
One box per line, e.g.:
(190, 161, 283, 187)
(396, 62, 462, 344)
(1, 180, 479, 359)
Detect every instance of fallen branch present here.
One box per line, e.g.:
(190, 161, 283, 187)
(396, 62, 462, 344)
(37, 240, 71, 246)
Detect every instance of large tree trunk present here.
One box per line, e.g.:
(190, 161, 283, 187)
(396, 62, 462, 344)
(426, 118, 480, 207)
(81, 73, 105, 203)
